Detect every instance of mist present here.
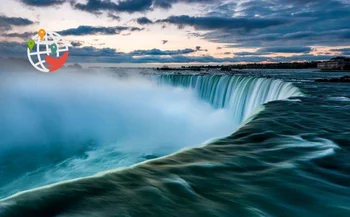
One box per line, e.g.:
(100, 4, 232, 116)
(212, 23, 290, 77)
(0, 70, 233, 198)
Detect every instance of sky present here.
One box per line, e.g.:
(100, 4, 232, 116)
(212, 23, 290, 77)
(0, 0, 349, 65)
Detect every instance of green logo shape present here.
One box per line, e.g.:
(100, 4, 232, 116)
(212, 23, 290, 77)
(50, 44, 57, 54)
(27, 40, 35, 50)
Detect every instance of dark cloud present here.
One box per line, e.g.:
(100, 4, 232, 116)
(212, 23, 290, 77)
(205, 2, 237, 17)
(129, 48, 196, 55)
(58, 25, 143, 36)
(96, 54, 270, 64)
(259, 46, 312, 53)
(136, 17, 153, 25)
(73, 0, 219, 14)
(235, 46, 312, 56)
(234, 51, 261, 56)
(194, 46, 207, 52)
(70, 46, 125, 57)
(153, 0, 215, 9)
(157, 15, 286, 31)
(0, 41, 26, 58)
(221, 28, 350, 48)
(124, 55, 238, 63)
(330, 48, 350, 55)
(162, 40, 168, 44)
(19, 0, 65, 6)
(2, 31, 35, 39)
(68, 46, 197, 58)
(73, 0, 154, 13)
(283, 29, 350, 40)
(330, 48, 350, 52)
(199, 0, 350, 48)
(107, 13, 121, 21)
(272, 54, 334, 62)
(71, 41, 84, 47)
(0, 15, 34, 31)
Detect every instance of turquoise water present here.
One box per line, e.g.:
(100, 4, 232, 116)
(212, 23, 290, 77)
(0, 69, 349, 217)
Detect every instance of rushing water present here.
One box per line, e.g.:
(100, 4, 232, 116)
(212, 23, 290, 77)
(0, 69, 349, 217)
(158, 75, 303, 126)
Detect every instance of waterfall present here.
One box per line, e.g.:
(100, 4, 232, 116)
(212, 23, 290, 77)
(158, 75, 303, 127)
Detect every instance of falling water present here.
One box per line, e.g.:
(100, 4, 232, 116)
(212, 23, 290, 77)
(158, 74, 304, 126)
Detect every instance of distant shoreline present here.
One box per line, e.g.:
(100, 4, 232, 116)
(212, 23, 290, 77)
(1, 57, 349, 72)
(156, 63, 319, 72)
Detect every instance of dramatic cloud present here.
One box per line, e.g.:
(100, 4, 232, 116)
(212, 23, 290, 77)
(0, 15, 34, 31)
(58, 25, 143, 36)
(200, 0, 350, 48)
(136, 17, 153, 25)
(157, 15, 286, 30)
(19, 0, 65, 6)
(1, 0, 349, 63)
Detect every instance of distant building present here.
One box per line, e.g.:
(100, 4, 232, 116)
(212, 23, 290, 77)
(317, 61, 342, 70)
(318, 56, 350, 71)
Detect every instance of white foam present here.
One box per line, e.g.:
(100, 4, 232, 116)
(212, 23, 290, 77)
(279, 136, 340, 161)
(328, 97, 350, 102)
(281, 98, 302, 102)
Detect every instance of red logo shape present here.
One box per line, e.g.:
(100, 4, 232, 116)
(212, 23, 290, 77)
(45, 52, 69, 72)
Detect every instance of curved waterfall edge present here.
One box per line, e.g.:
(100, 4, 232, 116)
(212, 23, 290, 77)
(157, 74, 304, 129)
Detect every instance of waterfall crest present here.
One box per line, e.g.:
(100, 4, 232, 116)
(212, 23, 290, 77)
(158, 75, 303, 126)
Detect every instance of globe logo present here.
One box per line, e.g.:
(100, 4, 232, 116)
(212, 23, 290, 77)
(27, 29, 69, 72)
